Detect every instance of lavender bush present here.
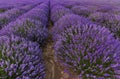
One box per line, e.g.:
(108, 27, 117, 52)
(96, 5, 115, 13)
(62, 2, 78, 8)
(57, 1, 81, 8)
(0, 4, 14, 13)
(21, 3, 49, 27)
(0, 18, 48, 45)
(0, 4, 36, 29)
(0, 35, 45, 79)
(54, 23, 120, 79)
(51, 5, 73, 22)
(89, 12, 120, 38)
(51, 14, 92, 41)
(71, 5, 94, 17)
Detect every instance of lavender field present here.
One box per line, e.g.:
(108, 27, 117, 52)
(0, 0, 120, 79)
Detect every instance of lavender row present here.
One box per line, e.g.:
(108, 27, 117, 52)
(59, 0, 118, 14)
(57, 0, 120, 19)
(0, 5, 14, 13)
(0, 0, 43, 6)
(89, 12, 120, 39)
(58, 1, 120, 39)
(0, 3, 32, 14)
(20, 2, 49, 27)
(0, 3, 38, 29)
(59, 1, 120, 39)
(52, 13, 120, 78)
(0, 2, 49, 45)
(51, 14, 93, 41)
(0, 35, 45, 79)
(51, 4, 73, 23)
(0, 1, 50, 79)
(71, 5, 95, 17)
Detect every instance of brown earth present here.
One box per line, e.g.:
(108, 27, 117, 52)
(42, 21, 78, 79)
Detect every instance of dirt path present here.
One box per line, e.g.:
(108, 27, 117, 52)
(42, 20, 78, 79)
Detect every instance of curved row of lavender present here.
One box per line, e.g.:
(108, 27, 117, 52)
(0, 3, 39, 29)
(51, 1, 120, 78)
(0, 5, 14, 13)
(89, 12, 120, 39)
(51, 14, 93, 41)
(71, 5, 95, 17)
(0, 1, 33, 13)
(0, 2, 49, 45)
(51, 4, 73, 23)
(0, 0, 50, 78)
(0, 0, 120, 78)
(53, 14, 120, 79)
(0, 35, 45, 79)
(21, 2, 49, 27)
(59, 0, 120, 39)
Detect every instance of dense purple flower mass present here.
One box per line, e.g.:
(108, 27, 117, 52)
(89, 12, 120, 38)
(0, 0, 120, 78)
(71, 5, 94, 17)
(0, 35, 45, 79)
(21, 2, 49, 26)
(0, 2, 49, 45)
(96, 5, 115, 13)
(0, 18, 48, 45)
(54, 23, 120, 79)
(0, 4, 36, 29)
(51, 5, 73, 22)
(0, 5, 14, 12)
(57, 1, 81, 8)
(52, 14, 92, 41)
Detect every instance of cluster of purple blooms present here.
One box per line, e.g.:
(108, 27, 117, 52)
(0, 35, 45, 79)
(0, 4, 20, 13)
(0, 1, 49, 78)
(0, 4, 37, 29)
(51, 1, 120, 78)
(51, 14, 93, 41)
(52, 14, 120, 79)
(55, 0, 81, 9)
(0, 2, 49, 45)
(54, 17, 120, 79)
(0, 7, 12, 13)
(51, 4, 73, 22)
(96, 5, 115, 13)
(0, 18, 48, 45)
(71, 5, 94, 17)
(21, 2, 49, 26)
(89, 12, 120, 39)
(0, 0, 120, 78)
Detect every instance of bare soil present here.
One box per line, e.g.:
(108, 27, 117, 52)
(42, 21, 78, 79)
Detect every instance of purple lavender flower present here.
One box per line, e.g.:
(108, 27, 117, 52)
(71, 5, 94, 17)
(50, 0, 60, 9)
(0, 18, 48, 45)
(96, 5, 114, 13)
(0, 14, 9, 29)
(0, 4, 36, 29)
(0, 35, 45, 79)
(0, 5, 13, 12)
(51, 5, 73, 22)
(20, 4, 37, 11)
(58, 1, 81, 8)
(4, 4, 35, 19)
(21, 3, 49, 26)
(51, 14, 92, 41)
(89, 12, 120, 38)
(54, 23, 120, 79)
